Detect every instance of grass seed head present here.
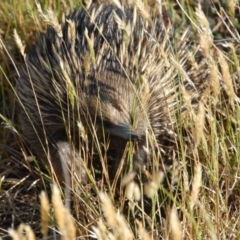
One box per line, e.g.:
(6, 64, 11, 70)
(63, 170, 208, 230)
(13, 29, 25, 58)
(39, 191, 50, 239)
(190, 163, 202, 210)
(170, 207, 182, 240)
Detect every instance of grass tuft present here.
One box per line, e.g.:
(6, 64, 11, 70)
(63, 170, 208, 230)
(0, 0, 240, 239)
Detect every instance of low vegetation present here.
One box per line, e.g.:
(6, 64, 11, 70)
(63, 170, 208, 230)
(0, 0, 239, 239)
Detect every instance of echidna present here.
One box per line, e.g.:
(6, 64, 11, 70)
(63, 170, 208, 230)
(16, 2, 212, 183)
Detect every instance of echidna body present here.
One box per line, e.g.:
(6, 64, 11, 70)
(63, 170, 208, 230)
(17, 3, 209, 182)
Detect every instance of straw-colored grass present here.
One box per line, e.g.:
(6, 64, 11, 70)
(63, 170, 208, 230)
(0, 0, 240, 239)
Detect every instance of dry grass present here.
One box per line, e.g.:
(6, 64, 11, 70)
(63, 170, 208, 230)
(0, 0, 240, 239)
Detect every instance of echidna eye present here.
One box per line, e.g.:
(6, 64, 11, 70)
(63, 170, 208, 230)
(130, 115, 134, 126)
